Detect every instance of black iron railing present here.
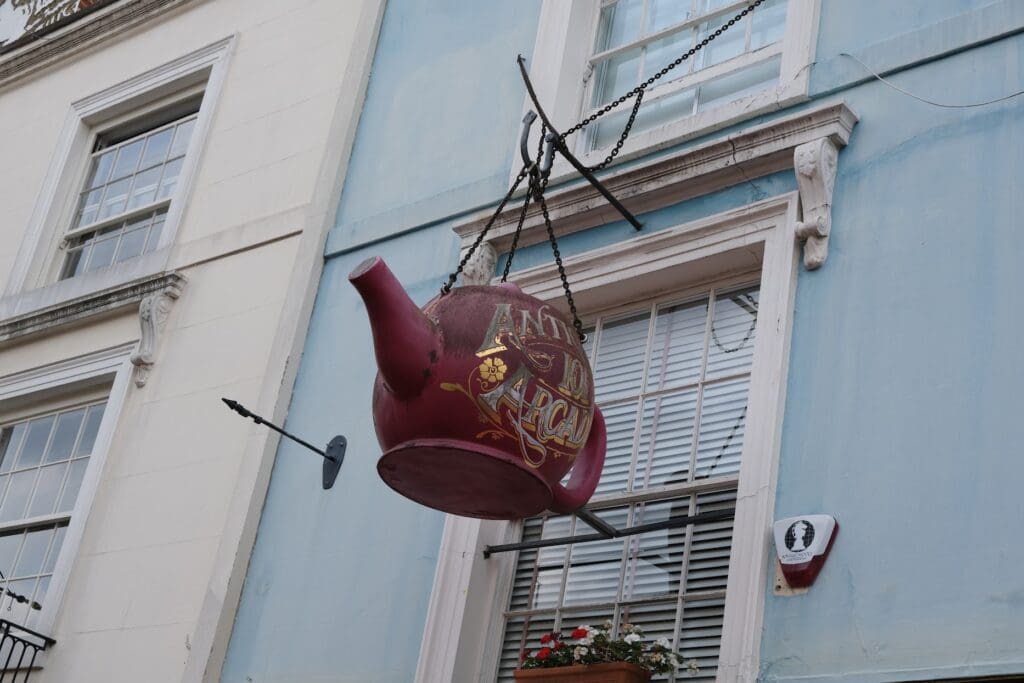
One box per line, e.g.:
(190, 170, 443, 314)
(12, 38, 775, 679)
(0, 620, 54, 681)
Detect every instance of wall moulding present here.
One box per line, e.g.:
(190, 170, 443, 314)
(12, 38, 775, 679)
(453, 101, 857, 266)
(0, 272, 186, 346)
(130, 277, 184, 387)
(0, 0, 204, 93)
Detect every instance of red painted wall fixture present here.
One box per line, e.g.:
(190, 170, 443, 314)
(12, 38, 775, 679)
(350, 257, 606, 519)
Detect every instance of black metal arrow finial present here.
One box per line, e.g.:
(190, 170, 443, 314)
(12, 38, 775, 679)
(221, 398, 346, 490)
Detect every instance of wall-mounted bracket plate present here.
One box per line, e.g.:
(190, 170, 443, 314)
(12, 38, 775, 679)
(323, 435, 347, 490)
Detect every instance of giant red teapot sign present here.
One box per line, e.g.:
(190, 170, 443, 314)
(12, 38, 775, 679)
(350, 257, 606, 519)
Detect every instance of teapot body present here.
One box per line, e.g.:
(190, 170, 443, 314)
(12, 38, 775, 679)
(350, 257, 605, 520)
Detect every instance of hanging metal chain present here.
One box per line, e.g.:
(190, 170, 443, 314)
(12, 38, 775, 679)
(442, 165, 529, 294)
(561, 0, 766, 141)
(445, 0, 764, 297)
(538, 183, 586, 343)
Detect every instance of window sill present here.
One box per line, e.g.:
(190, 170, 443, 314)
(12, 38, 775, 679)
(0, 254, 185, 346)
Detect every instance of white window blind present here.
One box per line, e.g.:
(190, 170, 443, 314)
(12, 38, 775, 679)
(496, 285, 759, 681)
(586, 0, 788, 151)
(0, 401, 106, 629)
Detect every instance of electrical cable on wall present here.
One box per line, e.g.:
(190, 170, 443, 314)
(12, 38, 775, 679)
(841, 52, 1024, 108)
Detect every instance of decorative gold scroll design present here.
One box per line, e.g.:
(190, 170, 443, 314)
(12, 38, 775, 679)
(441, 303, 594, 469)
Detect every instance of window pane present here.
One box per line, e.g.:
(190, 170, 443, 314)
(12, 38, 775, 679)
(591, 47, 642, 109)
(61, 246, 87, 280)
(0, 424, 25, 473)
(41, 526, 66, 575)
(686, 489, 735, 592)
(5, 578, 37, 625)
(697, 13, 746, 69)
(156, 157, 184, 200)
(694, 377, 748, 479)
(593, 313, 650, 401)
(14, 528, 51, 578)
(533, 516, 571, 609)
(139, 127, 173, 169)
(145, 211, 166, 251)
(508, 518, 543, 611)
(97, 177, 131, 221)
(76, 405, 105, 456)
(27, 463, 66, 518)
(647, 298, 708, 391)
(115, 226, 149, 263)
(595, 0, 643, 52)
(169, 118, 196, 158)
(86, 150, 116, 188)
(696, 56, 780, 112)
(83, 233, 119, 273)
(647, 0, 689, 33)
(17, 416, 54, 470)
(642, 32, 693, 82)
(636, 390, 697, 489)
(706, 288, 758, 379)
(623, 499, 689, 599)
(0, 470, 36, 522)
(127, 166, 161, 210)
(110, 139, 144, 180)
(590, 86, 696, 151)
(57, 458, 89, 513)
(45, 409, 85, 463)
(564, 506, 627, 606)
(75, 188, 104, 228)
(751, 0, 787, 49)
(679, 597, 726, 678)
(0, 532, 22, 578)
(497, 614, 556, 682)
(596, 400, 638, 495)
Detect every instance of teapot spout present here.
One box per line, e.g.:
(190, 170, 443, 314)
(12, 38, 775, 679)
(349, 257, 440, 399)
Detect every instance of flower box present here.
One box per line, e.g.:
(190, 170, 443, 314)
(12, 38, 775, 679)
(514, 662, 652, 682)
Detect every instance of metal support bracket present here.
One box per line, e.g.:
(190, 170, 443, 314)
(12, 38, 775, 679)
(483, 506, 734, 558)
(517, 55, 643, 231)
(222, 398, 346, 490)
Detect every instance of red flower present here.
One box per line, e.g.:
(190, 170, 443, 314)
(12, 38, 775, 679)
(571, 627, 588, 639)
(554, 641, 566, 650)
(540, 633, 552, 644)
(537, 647, 552, 660)
(521, 651, 531, 663)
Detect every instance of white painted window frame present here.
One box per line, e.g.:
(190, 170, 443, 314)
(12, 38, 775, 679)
(416, 193, 801, 682)
(0, 343, 136, 639)
(519, 0, 820, 183)
(3, 35, 236, 301)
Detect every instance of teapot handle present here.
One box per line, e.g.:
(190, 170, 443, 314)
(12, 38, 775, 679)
(549, 406, 607, 514)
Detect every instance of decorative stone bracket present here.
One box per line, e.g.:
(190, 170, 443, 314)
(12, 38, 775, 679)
(459, 242, 498, 286)
(130, 279, 184, 387)
(794, 137, 839, 270)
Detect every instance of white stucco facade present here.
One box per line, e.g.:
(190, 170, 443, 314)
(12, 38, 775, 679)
(0, 0, 383, 680)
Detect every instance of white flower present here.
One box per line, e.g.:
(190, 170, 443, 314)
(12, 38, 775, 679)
(649, 652, 664, 663)
(654, 637, 671, 649)
(573, 646, 589, 661)
(579, 636, 593, 646)
(624, 633, 641, 644)
(687, 659, 701, 675)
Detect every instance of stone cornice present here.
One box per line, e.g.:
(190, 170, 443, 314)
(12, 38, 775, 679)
(0, 272, 185, 344)
(0, 0, 203, 92)
(453, 101, 857, 254)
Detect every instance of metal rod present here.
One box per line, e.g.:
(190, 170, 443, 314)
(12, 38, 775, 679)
(483, 508, 734, 558)
(575, 507, 617, 538)
(516, 55, 643, 231)
(221, 398, 334, 461)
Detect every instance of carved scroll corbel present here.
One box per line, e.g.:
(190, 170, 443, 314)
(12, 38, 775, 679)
(460, 242, 498, 286)
(130, 282, 183, 387)
(794, 138, 839, 270)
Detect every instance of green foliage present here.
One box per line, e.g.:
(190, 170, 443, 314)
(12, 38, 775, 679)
(519, 621, 698, 676)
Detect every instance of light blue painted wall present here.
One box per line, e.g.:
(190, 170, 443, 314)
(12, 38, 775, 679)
(221, 1, 541, 681)
(223, 0, 1024, 681)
